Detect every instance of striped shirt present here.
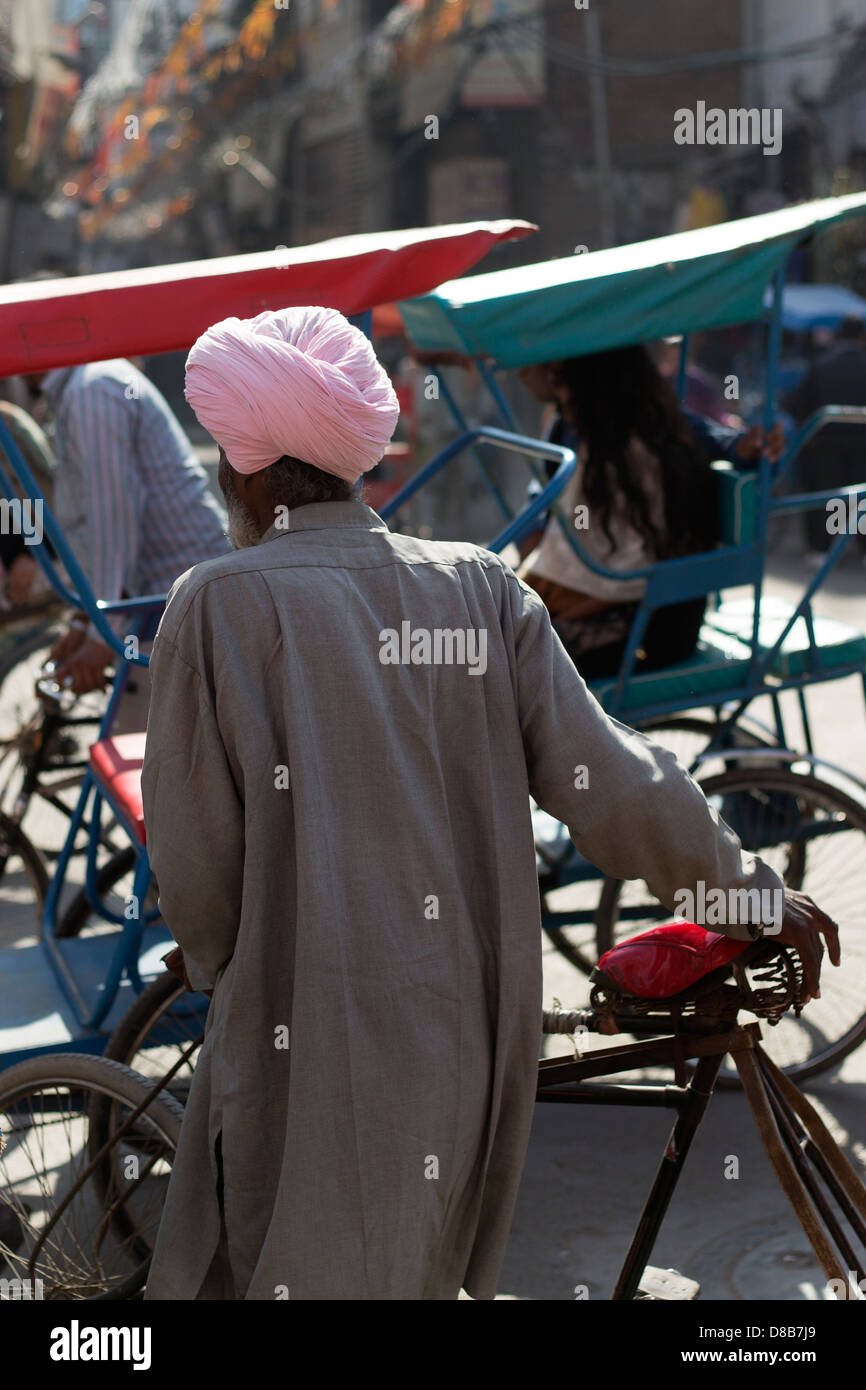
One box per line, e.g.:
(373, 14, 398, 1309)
(43, 360, 230, 606)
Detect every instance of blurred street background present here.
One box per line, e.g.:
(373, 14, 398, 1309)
(3, 1, 866, 525)
(2, 0, 866, 1302)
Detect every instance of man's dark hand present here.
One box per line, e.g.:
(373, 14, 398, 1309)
(49, 621, 87, 666)
(53, 638, 114, 695)
(162, 944, 213, 998)
(163, 945, 195, 992)
(769, 888, 841, 1002)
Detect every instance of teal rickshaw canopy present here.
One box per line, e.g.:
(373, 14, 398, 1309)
(398, 193, 866, 366)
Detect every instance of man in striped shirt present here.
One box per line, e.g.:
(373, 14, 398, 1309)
(30, 358, 230, 700)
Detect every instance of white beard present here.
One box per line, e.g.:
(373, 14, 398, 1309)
(225, 491, 262, 550)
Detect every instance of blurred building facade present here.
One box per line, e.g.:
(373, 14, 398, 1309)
(2, 0, 866, 542)
(0, 0, 865, 278)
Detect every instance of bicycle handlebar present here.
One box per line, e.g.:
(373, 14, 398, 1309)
(542, 1008, 598, 1035)
(774, 404, 866, 487)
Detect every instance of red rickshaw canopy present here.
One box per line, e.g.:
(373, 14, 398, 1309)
(0, 220, 535, 376)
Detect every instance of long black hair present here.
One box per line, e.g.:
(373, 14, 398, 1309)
(553, 345, 718, 560)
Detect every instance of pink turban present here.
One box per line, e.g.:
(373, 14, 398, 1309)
(184, 305, 399, 483)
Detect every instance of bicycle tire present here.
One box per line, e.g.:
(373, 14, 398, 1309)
(634, 711, 781, 759)
(0, 1052, 183, 1299)
(103, 971, 196, 1070)
(0, 809, 49, 914)
(92, 973, 205, 1257)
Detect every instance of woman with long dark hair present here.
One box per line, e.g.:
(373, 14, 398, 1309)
(518, 344, 719, 679)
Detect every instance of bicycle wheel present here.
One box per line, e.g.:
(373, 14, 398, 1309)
(595, 766, 866, 1082)
(0, 1052, 183, 1299)
(0, 613, 62, 742)
(102, 972, 206, 1098)
(0, 810, 49, 922)
(87, 975, 205, 1256)
(634, 710, 780, 773)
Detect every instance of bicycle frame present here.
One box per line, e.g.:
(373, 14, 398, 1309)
(537, 1017, 866, 1299)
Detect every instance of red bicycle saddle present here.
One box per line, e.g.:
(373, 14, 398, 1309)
(90, 733, 146, 844)
(594, 921, 750, 1000)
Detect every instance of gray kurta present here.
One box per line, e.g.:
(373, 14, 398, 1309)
(141, 500, 781, 1301)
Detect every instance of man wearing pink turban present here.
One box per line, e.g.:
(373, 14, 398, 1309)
(181, 304, 399, 547)
(185, 305, 400, 483)
(141, 305, 836, 1301)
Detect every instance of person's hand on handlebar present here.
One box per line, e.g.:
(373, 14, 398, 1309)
(766, 888, 841, 1003)
(51, 632, 115, 695)
(49, 617, 88, 666)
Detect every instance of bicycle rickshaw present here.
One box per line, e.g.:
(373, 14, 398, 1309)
(0, 205, 864, 1302)
(388, 191, 866, 1083)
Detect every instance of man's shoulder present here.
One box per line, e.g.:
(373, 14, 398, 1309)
(151, 552, 240, 650)
(163, 547, 260, 605)
(369, 529, 525, 604)
(68, 358, 136, 383)
(384, 529, 509, 574)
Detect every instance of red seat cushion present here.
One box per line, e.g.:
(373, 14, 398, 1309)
(595, 921, 749, 1000)
(89, 733, 146, 844)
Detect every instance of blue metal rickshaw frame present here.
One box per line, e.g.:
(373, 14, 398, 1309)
(387, 194, 866, 793)
(0, 406, 166, 1040)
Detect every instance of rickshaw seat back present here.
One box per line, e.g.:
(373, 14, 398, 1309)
(90, 733, 146, 844)
(642, 543, 761, 610)
(593, 920, 749, 1000)
(711, 462, 758, 546)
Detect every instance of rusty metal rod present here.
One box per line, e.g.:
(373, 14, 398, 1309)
(734, 1046, 850, 1289)
(761, 1068, 865, 1284)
